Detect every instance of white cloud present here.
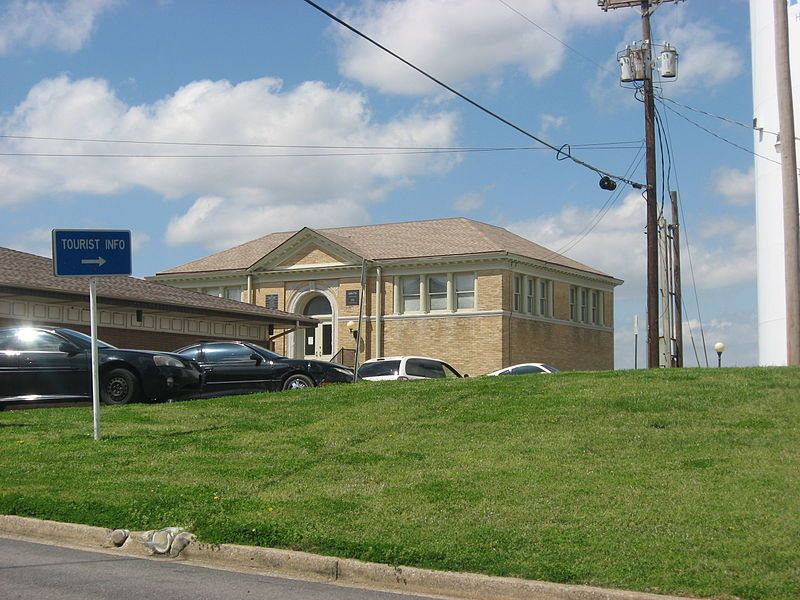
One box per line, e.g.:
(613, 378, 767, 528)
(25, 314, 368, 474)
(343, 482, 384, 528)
(335, 0, 604, 95)
(452, 184, 495, 212)
(6, 227, 52, 257)
(0, 75, 461, 248)
(539, 113, 566, 137)
(0, 0, 116, 54)
(507, 191, 755, 294)
(656, 12, 744, 93)
(713, 166, 754, 206)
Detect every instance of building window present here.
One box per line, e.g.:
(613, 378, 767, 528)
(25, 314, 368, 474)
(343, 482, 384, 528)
(265, 294, 279, 310)
(225, 287, 242, 302)
(580, 288, 589, 322)
(591, 290, 602, 325)
(538, 279, 550, 316)
(455, 273, 475, 310)
(526, 278, 535, 313)
(205, 288, 221, 297)
(513, 275, 522, 312)
(401, 276, 421, 312)
(569, 287, 578, 321)
(428, 275, 448, 311)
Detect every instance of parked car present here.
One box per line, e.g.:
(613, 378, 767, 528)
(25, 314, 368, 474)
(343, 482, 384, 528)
(485, 363, 560, 376)
(173, 340, 353, 396)
(357, 356, 463, 381)
(0, 326, 203, 409)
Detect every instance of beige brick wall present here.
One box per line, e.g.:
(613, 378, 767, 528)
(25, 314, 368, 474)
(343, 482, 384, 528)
(604, 291, 614, 327)
(509, 316, 614, 371)
(381, 315, 504, 376)
(477, 270, 505, 311)
(278, 246, 341, 267)
(553, 282, 570, 320)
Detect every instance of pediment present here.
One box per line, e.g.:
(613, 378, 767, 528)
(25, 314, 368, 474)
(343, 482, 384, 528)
(249, 228, 363, 272)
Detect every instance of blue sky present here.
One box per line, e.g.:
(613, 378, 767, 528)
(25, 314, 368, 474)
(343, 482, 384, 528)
(0, 0, 755, 368)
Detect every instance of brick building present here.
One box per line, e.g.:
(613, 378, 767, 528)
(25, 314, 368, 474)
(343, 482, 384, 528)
(152, 218, 622, 375)
(0, 246, 315, 350)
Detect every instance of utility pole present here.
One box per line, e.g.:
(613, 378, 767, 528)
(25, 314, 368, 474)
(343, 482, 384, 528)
(670, 191, 683, 367)
(599, 0, 682, 368)
(773, 0, 800, 365)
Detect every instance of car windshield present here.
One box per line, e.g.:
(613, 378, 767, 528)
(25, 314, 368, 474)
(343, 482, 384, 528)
(57, 328, 115, 349)
(542, 364, 560, 372)
(357, 360, 401, 378)
(247, 343, 285, 361)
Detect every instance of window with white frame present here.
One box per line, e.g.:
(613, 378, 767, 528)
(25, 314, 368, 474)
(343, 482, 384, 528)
(428, 275, 448, 311)
(205, 288, 222, 297)
(513, 275, 522, 312)
(526, 278, 535, 313)
(538, 279, 550, 316)
(580, 288, 589, 322)
(401, 276, 421, 312)
(455, 273, 475, 309)
(591, 290, 602, 325)
(569, 286, 578, 321)
(225, 287, 242, 302)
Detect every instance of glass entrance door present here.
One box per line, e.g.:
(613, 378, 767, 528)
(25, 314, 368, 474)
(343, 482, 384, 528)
(302, 295, 333, 361)
(304, 322, 332, 360)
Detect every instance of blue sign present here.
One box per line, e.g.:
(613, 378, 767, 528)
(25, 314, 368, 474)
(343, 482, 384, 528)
(52, 230, 132, 277)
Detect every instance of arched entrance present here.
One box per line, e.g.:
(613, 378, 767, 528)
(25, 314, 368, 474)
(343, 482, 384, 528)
(300, 294, 333, 360)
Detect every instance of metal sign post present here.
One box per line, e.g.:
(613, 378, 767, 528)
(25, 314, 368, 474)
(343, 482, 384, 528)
(52, 230, 132, 441)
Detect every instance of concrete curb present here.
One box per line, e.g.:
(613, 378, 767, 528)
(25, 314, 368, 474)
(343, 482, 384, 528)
(0, 515, 690, 600)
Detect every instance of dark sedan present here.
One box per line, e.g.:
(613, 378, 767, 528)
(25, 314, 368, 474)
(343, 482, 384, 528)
(173, 340, 353, 396)
(0, 326, 203, 409)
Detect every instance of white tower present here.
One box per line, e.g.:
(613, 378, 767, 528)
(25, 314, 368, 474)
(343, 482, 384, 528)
(750, 0, 800, 365)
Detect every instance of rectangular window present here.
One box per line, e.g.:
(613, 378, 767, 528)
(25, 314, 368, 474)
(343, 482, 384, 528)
(205, 288, 222, 297)
(225, 287, 242, 302)
(526, 278, 535, 313)
(265, 294, 279, 310)
(591, 290, 602, 325)
(539, 280, 549, 316)
(428, 275, 448, 311)
(401, 276, 421, 312)
(455, 273, 475, 309)
(569, 287, 577, 321)
(513, 275, 522, 312)
(580, 288, 589, 322)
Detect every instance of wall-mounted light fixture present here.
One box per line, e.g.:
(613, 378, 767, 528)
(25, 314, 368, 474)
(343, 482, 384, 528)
(346, 320, 358, 340)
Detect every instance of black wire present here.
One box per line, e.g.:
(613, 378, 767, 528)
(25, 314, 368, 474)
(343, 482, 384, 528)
(301, 0, 644, 189)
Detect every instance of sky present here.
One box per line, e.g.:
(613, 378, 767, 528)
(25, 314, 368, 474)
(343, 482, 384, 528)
(0, 0, 755, 369)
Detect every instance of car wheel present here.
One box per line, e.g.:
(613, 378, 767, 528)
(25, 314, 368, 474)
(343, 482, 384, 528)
(282, 374, 314, 391)
(101, 368, 140, 405)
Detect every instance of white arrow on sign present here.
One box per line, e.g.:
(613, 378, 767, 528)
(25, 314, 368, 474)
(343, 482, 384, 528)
(81, 257, 107, 267)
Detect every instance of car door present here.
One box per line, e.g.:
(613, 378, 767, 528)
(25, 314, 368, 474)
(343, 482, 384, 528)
(0, 330, 22, 400)
(405, 358, 446, 380)
(15, 330, 89, 400)
(198, 342, 270, 396)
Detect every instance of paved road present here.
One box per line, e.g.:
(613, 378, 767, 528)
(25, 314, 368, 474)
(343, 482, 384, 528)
(0, 536, 444, 600)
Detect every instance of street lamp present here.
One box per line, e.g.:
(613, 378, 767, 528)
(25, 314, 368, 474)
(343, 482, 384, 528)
(346, 320, 358, 340)
(714, 342, 726, 368)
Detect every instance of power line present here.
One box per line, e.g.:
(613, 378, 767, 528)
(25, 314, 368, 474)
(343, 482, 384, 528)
(495, 0, 613, 75)
(656, 97, 709, 367)
(302, 0, 644, 189)
(658, 97, 786, 168)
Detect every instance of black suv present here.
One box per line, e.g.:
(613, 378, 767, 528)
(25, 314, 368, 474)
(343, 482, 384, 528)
(0, 326, 203, 409)
(173, 340, 353, 396)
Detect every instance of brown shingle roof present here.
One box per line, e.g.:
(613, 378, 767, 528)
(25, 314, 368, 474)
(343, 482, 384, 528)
(0, 246, 315, 326)
(160, 217, 613, 279)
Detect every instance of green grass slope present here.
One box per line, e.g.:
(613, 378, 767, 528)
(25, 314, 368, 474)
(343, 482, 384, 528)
(1, 368, 798, 599)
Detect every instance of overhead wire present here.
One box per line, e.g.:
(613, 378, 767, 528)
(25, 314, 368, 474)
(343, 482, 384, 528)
(655, 96, 709, 367)
(494, 0, 614, 76)
(301, 0, 644, 189)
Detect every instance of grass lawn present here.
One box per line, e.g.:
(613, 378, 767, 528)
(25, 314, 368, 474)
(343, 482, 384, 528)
(1, 367, 798, 599)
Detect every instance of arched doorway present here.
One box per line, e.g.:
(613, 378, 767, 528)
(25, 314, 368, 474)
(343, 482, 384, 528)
(300, 294, 333, 360)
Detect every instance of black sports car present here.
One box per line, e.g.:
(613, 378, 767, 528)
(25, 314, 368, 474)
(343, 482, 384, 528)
(0, 326, 203, 409)
(173, 340, 353, 396)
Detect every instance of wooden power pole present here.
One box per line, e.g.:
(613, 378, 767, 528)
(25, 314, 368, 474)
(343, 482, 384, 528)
(773, 0, 800, 365)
